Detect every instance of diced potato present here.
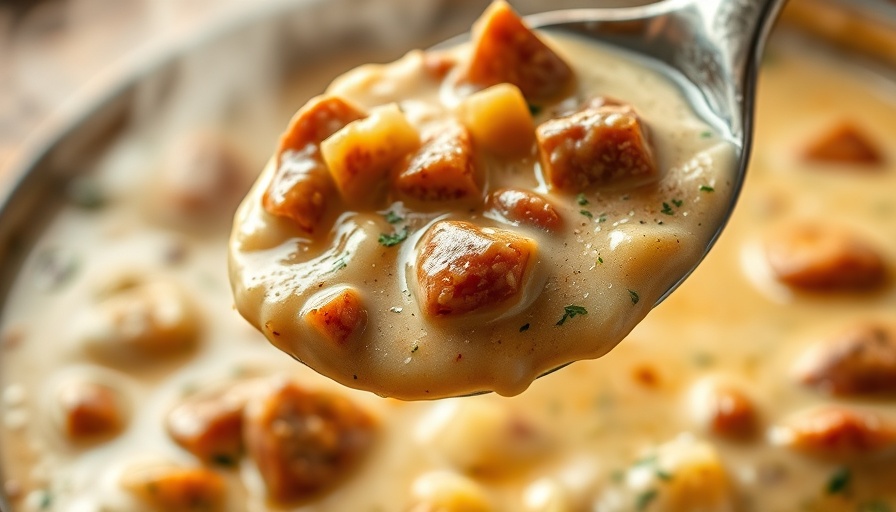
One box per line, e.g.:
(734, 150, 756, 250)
(321, 104, 420, 207)
(416, 221, 536, 316)
(303, 287, 368, 345)
(121, 464, 226, 512)
(244, 380, 377, 504)
(771, 406, 896, 460)
(802, 121, 883, 166)
(457, 84, 536, 157)
(409, 471, 494, 512)
(487, 188, 562, 231)
(688, 377, 759, 440)
(394, 123, 481, 205)
(462, 0, 574, 102)
(792, 321, 896, 396)
(75, 275, 201, 364)
(626, 435, 736, 512)
(57, 380, 125, 440)
(764, 222, 886, 290)
(277, 95, 366, 154)
(417, 399, 551, 477)
(537, 102, 657, 191)
(167, 381, 258, 466)
(263, 148, 334, 234)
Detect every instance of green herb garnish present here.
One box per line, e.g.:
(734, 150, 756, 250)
(528, 104, 542, 116)
(826, 467, 851, 495)
(577, 193, 589, 206)
(556, 305, 588, 325)
(700, 130, 713, 139)
(38, 490, 53, 510)
(411, 344, 419, 353)
(660, 202, 674, 215)
(384, 211, 403, 224)
(699, 184, 715, 192)
(629, 289, 640, 305)
(580, 210, 594, 219)
(66, 177, 106, 210)
(671, 198, 683, 207)
(378, 227, 409, 247)
(211, 453, 238, 467)
(519, 323, 530, 333)
(598, 256, 604, 264)
(636, 489, 659, 511)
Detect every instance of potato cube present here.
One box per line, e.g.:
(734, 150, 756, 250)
(537, 103, 657, 191)
(416, 221, 535, 316)
(487, 188, 562, 231)
(462, 0, 574, 102)
(304, 287, 368, 345)
(457, 84, 536, 157)
(394, 123, 481, 205)
(321, 104, 420, 207)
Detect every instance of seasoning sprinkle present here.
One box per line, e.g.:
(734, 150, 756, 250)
(557, 305, 588, 325)
(577, 193, 589, 206)
(378, 227, 409, 247)
(628, 289, 640, 305)
(699, 184, 715, 192)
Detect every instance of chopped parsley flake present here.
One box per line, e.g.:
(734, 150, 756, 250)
(378, 227, 408, 247)
(411, 344, 419, 353)
(519, 323, 530, 333)
(598, 256, 604, 264)
(660, 202, 675, 215)
(826, 467, 851, 495)
(636, 489, 659, 511)
(700, 130, 713, 138)
(384, 211, 403, 224)
(628, 289, 640, 305)
(598, 214, 608, 223)
(528, 104, 542, 116)
(66, 177, 106, 210)
(211, 453, 237, 467)
(38, 490, 53, 509)
(556, 305, 588, 325)
(699, 184, 715, 192)
(329, 253, 349, 273)
(576, 193, 589, 206)
(671, 198, 683, 207)
(655, 469, 674, 481)
(580, 209, 593, 219)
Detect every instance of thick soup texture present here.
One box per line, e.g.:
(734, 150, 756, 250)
(229, 1, 737, 400)
(2, 8, 896, 512)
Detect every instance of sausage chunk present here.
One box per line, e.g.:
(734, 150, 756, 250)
(793, 322, 896, 396)
(487, 188, 562, 231)
(121, 464, 226, 512)
(462, 0, 574, 103)
(264, 96, 366, 233)
(303, 287, 368, 345)
(764, 222, 886, 290)
(771, 406, 896, 460)
(537, 102, 657, 191)
(802, 121, 883, 166)
(321, 104, 421, 208)
(244, 380, 377, 504)
(416, 221, 536, 316)
(689, 378, 759, 440)
(58, 380, 125, 440)
(394, 123, 481, 205)
(167, 381, 257, 466)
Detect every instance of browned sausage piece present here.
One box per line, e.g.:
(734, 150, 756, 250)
(487, 188, 562, 231)
(702, 384, 759, 440)
(793, 322, 896, 396)
(303, 287, 368, 345)
(416, 221, 536, 316)
(462, 0, 574, 103)
(802, 121, 884, 166)
(772, 406, 896, 460)
(536, 102, 657, 191)
(121, 464, 226, 512)
(244, 380, 377, 504)
(263, 96, 366, 233)
(167, 382, 257, 466)
(394, 123, 481, 205)
(764, 222, 886, 290)
(58, 380, 124, 440)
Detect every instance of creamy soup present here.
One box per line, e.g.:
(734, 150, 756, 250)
(229, 1, 737, 399)
(2, 3, 896, 512)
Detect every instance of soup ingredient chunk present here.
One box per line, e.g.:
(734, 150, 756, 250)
(167, 381, 257, 465)
(688, 377, 759, 440)
(264, 96, 366, 234)
(537, 101, 657, 191)
(394, 122, 481, 205)
(792, 321, 896, 396)
(409, 471, 495, 512)
(303, 287, 368, 345)
(802, 120, 883, 166)
(121, 464, 226, 512)
(416, 221, 536, 317)
(321, 104, 420, 207)
(244, 380, 377, 503)
(57, 380, 125, 440)
(456, 83, 536, 157)
(764, 222, 886, 290)
(487, 188, 562, 231)
(771, 406, 896, 460)
(462, 0, 573, 102)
